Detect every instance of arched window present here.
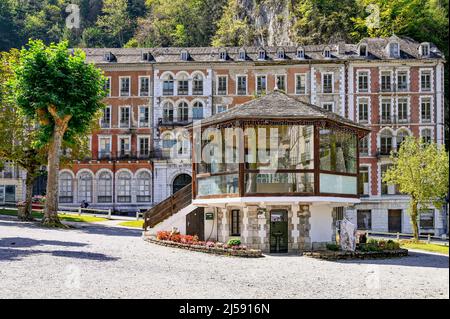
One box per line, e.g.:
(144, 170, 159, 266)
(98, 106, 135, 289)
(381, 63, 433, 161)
(177, 73, 189, 95)
(192, 101, 204, 120)
(117, 171, 132, 203)
(162, 74, 174, 96)
(59, 172, 73, 203)
(78, 171, 93, 203)
(193, 74, 203, 95)
(97, 171, 112, 203)
(162, 132, 176, 154)
(379, 130, 393, 155)
(177, 101, 189, 122)
(421, 129, 432, 144)
(172, 174, 192, 194)
(163, 101, 174, 123)
(396, 130, 409, 150)
(137, 171, 151, 202)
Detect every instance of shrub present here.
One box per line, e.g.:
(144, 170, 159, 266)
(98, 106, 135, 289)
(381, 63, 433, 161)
(326, 243, 340, 251)
(156, 231, 170, 241)
(227, 238, 241, 247)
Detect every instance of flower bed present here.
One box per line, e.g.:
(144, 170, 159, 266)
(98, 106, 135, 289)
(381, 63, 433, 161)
(143, 231, 263, 258)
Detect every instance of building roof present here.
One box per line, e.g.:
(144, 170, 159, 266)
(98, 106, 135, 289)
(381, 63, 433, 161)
(81, 36, 444, 65)
(189, 90, 370, 132)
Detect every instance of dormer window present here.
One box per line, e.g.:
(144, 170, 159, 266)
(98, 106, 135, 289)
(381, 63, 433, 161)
(388, 42, 400, 58)
(141, 52, 153, 62)
(238, 49, 246, 61)
(258, 49, 266, 60)
(180, 50, 189, 61)
(276, 48, 285, 59)
(296, 47, 305, 59)
(359, 44, 367, 56)
(104, 52, 116, 62)
(323, 48, 331, 58)
(420, 43, 430, 57)
(219, 49, 227, 61)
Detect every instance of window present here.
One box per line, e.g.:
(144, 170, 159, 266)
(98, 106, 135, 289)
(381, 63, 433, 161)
(256, 75, 267, 95)
(359, 135, 369, 156)
(322, 73, 333, 93)
(420, 44, 430, 57)
(358, 71, 369, 92)
(358, 99, 369, 123)
(237, 76, 247, 95)
(358, 167, 369, 196)
(380, 164, 392, 194)
(100, 106, 111, 128)
(120, 77, 130, 97)
(323, 48, 331, 58)
(380, 99, 391, 123)
(359, 44, 367, 56)
(163, 102, 174, 122)
(296, 48, 305, 59)
(397, 98, 408, 123)
(117, 171, 132, 202)
(193, 74, 203, 95)
(217, 76, 227, 95)
(275, 75, 286, 91)
(396, 130, 409, 150)
(105, 77, 111, 97)
(421, 98, 431, 123)
(258, 49, 266, 60)
(219, 50, 227, 61)
(98, 137, 111, 159)
(215, 105, 227, 114)
(192, 101, 204, 120)
(177, 74, 189, 95)
(58, 172, 73, 203)
(238, 49, 246, 60)
(181, 50, 189, 61)
(119, 107, 130, 128)
(421, 129, 432, 144)
(162, 74, 174, 96)
(78, 172, 93, 203)
(139, 77, 150, 96)
(230, 210, 240, 236)
(322, 103, 333, 112)
(139, 106, 149, 127)
(380, 71, 391, 91)
(276, 48, 285, 59)
(295, 74, 306, 94)
(420, 209, 434, 230)
(162, 133, 176, 150)
(177, 102, 189, 122)
(118, 136, 131, 157)
(420, 70, 431, 92)
(177, 134, 190, 155)
(0, 185, 15, 202)
(357, 210, 372, 230)
(138, 137, 150, 157)
(137, 171, 151, 202)
(379, 130, 392, 155)
(397, 71, 408, 91)
(319, 128, 357, 174)
(389, 42, 399, 58)
(97, 171, 112, 203)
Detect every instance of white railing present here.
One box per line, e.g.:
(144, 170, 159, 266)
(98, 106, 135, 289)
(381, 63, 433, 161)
(366, 230, 449, 243)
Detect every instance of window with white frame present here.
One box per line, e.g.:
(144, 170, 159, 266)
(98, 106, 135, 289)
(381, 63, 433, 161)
(358, 98, 369, 123)
(295, 74, 306, 94)
(421, 97, 432, 123)
(180, 50, 189, 61)
(117, 171, 132, 202)
(215, 105, 227, 114)
(419, 209, 434, 230)
(98, 136, 111, 159)
(177, 74, 189, 95)
(217, 76, 227, 95)
(420, 70, 431, 92)
(276, 48, 285, 59)
(138, 136, 150, 157)
(358, 71, 369, 92)
(192, 101, 204, 120)
(162, 74, 174, 96)
(296, 48, 305, 59)
(421, 128, 432, 144)
(396, 129, 409, 150)
(177, 134, 190, 155)
(379, 130, 393, 155)
(78, 172, 93, 203)
(359, 44, 367, 56)
(237, 76, 247, 95)
(177, 101, 189, 122)
(389, 42, 399, 58)
(139, 76, 150, 96)
(219, 50, 227, 61)
(139, 106, 149, 127)
(357, 209, 372, 229)
(420, 43, 430, 57)
(105, 77, 111, 97)
(397, 71, 408, 91)
(137, 171, 151, 202)
(380, 71, 391, 91)
(358, 167, 369, 196)
(119, 107, 130, 128)
(162, 133, 176, 150)
(239, 49, 246, 60)
(397, 98, 408, 123)
(322, 103, 333, 112)
(97, 171, 112, 203)
(120, 77, 130, 97)
(276, 75, 286, 91)
(258, 49, 266, 60)
(100, 106, 111, 128)
(193, 74, 203, 95)
(256, 75, 267, 95)
(58, 172, 73, 203)
(380, 98, 391, 123)
(322, 73, 333, 93)
(323, 48, 331, 58)
(118, 136, 131, 157)
(163, 102, 174, 122)
(359, 135, 369, 156)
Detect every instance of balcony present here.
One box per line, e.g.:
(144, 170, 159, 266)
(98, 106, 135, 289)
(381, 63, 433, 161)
(376, 147, 392, 157)
(378, 117, 393, 125)
(158, 117, 194, 127)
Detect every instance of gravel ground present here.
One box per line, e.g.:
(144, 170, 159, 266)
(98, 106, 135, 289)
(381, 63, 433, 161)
(0, 215, 448, 299)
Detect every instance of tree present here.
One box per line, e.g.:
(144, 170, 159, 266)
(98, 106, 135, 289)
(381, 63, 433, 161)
(383, 137, 449, 241)
(96, 0, 133, 47)
(12, 40, 106, 227)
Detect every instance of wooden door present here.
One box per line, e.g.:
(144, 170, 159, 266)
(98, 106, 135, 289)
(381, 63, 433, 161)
(186, 207, 204, 241)
(388, 209, 402, 233)
(270, 210, 288, 253)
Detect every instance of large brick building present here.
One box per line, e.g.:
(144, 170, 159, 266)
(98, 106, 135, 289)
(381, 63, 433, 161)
(4, 35, 445, 235)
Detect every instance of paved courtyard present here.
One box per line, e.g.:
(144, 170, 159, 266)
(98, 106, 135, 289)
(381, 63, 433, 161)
(0, 215, 448, 299)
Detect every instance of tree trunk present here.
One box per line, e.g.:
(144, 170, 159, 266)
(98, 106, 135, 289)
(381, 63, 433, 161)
(410, 200, 419, 242)
(18, 170, 36, 221)
(42, 128, 65, 227)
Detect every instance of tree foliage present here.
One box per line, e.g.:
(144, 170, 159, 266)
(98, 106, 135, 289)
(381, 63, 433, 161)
(384, 137, 449, 240)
